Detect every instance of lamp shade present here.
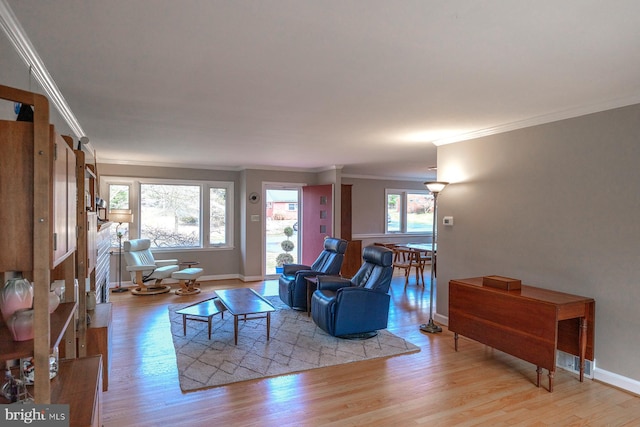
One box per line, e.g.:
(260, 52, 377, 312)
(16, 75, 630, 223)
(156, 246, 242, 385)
(424, 181, 449, 194)
(109, 209, 133, 224)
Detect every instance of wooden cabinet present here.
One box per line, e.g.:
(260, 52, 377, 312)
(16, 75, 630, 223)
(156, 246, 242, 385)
(341, 240, 362, 278)
(449, 277, 595, 392)
(0, 85, 101, 424)
(340, 184, 362, 277)
(53, 132, 77, 266)
(86, 303, 112, 391)
(53, 356, 103, 427)
(0, 121, 77, 271)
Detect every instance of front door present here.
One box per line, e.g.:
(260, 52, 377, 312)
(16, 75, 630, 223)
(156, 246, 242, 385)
(264, 186, 300, 276)
(301, 184, 333, 265)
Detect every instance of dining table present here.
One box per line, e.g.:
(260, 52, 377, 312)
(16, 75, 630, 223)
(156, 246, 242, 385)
(404, 243, 437, 277)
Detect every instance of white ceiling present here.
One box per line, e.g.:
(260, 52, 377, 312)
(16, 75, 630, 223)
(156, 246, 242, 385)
(5, 0, 640, 180)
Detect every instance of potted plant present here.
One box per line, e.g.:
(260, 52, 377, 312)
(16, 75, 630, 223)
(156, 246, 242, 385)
(275, 226, 295, 273)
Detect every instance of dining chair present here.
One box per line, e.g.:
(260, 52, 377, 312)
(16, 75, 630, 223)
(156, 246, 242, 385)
(392, 246, 424, 287)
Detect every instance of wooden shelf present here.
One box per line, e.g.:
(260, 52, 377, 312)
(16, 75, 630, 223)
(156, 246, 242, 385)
(0, 356, 104, 425)
(87, 303, 112, 391)
(52, 356, 102, 427)
(0, 302, 77, 362)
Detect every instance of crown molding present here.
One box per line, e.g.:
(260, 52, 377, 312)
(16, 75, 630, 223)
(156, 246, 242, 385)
(433, 94, 640, 146)
(342, 173, 433, 182)
(0, 0, 87, 144)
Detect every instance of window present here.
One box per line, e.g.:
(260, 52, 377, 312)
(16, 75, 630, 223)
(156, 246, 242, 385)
(105, 177, 234, 250)
(140, 183, 201, 247)
(385, 189, 434, 234)
(108, 183, 131, 246)
(109, 184, 130, 209)
(209, 187, 227, 245)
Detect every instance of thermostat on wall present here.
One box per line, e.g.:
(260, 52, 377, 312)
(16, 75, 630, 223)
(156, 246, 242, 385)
(443, 216, 454, 226)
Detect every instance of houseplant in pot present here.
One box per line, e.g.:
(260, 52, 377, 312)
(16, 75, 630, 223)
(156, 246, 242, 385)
(275, 226, 295, 273)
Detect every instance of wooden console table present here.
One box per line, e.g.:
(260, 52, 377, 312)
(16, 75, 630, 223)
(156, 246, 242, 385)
(86, 303, 112, 391)
(449, 277, 595, 392)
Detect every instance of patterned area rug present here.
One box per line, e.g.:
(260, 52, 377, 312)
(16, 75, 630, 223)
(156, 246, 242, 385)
(168, 295, 420, 392)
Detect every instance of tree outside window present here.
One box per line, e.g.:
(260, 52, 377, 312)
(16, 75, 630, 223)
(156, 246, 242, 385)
(140, 184, 201, 248)
(104, 177, 233, 250)
(210, 187, 227, 245)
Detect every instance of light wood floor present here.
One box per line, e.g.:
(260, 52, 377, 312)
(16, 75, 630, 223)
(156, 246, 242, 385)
(102, 276, 640, 426)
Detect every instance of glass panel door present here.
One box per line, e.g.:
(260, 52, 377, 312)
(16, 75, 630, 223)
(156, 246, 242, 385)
(265, 186, 300, 276)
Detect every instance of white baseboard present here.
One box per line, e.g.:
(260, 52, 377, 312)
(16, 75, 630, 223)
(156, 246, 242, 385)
(112, 273, 244, 287)
(433, 313, 639, 396)
(594, 368, 640, 396)
(239, 274, 265, 282)
(434, 312, 449, 327)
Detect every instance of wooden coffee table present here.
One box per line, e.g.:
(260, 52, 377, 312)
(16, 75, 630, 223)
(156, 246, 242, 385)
(215, 288, 275, 345)
(175, 297, 226, 339)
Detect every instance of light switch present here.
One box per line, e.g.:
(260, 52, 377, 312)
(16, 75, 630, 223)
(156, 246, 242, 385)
(443, 216, 454, 226)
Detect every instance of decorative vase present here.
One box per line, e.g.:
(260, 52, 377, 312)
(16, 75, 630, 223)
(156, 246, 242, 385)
(0, 278, 34, 324)
(86, 291, 96, 311)
(7, 308, 34, 341)
(51, 280, 65, 302)
(49, 291, 60, 313)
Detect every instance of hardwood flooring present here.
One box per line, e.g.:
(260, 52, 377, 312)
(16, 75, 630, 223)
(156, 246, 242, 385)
(102, 276, 640, 426)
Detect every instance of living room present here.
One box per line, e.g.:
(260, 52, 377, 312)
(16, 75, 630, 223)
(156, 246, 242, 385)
(2, 1, 640, 425)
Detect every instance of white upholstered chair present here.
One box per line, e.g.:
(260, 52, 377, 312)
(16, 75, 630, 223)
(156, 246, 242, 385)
(123, 239, 179, 295)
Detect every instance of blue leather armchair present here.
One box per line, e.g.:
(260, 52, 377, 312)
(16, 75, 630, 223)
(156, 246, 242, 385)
(311, 245, 394, 338)
(278, 237, 348, 310)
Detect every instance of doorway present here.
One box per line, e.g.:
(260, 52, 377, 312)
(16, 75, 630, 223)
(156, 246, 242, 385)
(264, 186, 300, 277)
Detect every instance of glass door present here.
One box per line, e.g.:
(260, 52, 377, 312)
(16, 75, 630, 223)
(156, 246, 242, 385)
(264, 186, 300, 277)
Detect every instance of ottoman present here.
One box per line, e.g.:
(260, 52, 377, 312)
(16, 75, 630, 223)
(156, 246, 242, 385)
(172, 267, 204, 295)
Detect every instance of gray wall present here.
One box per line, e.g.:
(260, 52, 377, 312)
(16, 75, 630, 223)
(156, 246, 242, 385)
(344, 177, 431, 247)
(436, 103, 640, 382)
(99, 164, 320, 280)
(99, 163, 242, 277)
(242, 168, 319, 277)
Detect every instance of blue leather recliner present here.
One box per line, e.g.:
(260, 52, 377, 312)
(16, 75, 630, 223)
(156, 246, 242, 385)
(278, 237, 348, 310)
(311, 245, 394, 338)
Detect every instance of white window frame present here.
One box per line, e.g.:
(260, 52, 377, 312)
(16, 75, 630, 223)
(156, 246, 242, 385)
(102, 176, 234, 251)
(385, 188, 432, 235)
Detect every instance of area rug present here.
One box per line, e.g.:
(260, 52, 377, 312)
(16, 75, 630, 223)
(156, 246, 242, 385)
(168, 295, 420, 392)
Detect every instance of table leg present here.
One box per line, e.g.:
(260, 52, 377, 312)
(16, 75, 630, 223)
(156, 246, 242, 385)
(548, 369, 555, 392)
(536, 366, 542, 387)
(579, 317, 587, 382)
(207, 316, 212, 340)
(182, 314, 187, 336)
(454, 333, 459, 351)
(234, 315, 239, 345)
(267, 312, 271, 341)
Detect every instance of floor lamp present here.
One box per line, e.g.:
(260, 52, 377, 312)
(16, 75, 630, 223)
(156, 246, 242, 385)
(420, 181, 448, 334)
(109, 209, 133, 293)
